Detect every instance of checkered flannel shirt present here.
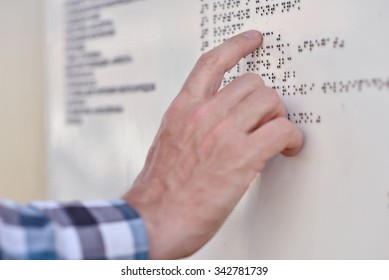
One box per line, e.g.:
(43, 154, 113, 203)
(0, 200, 148, 260)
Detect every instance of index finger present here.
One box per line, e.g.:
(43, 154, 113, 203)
(183, 30, 263, 99)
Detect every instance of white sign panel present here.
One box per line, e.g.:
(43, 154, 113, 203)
(46, 0, 389, 259)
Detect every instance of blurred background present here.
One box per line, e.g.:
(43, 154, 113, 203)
(0, 0, 45, 202)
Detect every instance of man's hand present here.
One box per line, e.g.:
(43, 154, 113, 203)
(123, 30, 304, 259)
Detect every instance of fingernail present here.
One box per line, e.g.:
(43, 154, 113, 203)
(243, 30, 262, 40)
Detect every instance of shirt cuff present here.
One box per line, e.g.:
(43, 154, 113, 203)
(40, 199, 150, 260)
(0, 199, 149, 260)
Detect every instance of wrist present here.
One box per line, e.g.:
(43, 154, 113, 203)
(123, 187, 166, 260)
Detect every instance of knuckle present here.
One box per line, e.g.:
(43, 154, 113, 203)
(242, 73, 265, 88)
(215, 120, 229, 136)
(274, 117, 294, 136)
(162, 110, 175, 125)
(188, 104, 208, 124)
(198, 51, 221, 68)
(163, 100, 182, 123)
(209, 121, 231, 143)
(263, 88, 282, 108)
(230, 34, 253, 51)
(250, 94, 264, 110)
(252, 160, 266, 173)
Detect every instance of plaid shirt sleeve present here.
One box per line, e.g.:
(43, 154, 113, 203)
(0, 200, 149, 260)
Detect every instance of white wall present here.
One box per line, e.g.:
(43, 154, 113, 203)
(0, 0, 45, 202)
